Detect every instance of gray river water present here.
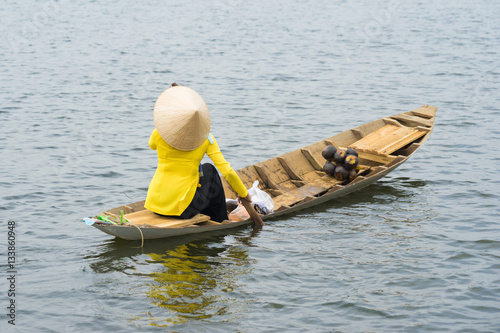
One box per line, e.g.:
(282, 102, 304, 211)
(1, 0, 499, 332)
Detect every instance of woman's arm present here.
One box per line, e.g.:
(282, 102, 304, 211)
(207, 136, 248, 198)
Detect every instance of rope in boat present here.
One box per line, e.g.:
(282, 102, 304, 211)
(129, 223, 144, 248)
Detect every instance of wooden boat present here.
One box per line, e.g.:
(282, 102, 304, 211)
(87, 105, 437, 241)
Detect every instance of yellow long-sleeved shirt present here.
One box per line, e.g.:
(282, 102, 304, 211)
(144, 129, 248, 216)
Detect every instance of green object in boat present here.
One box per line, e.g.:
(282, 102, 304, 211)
(98, 214, 117, 225)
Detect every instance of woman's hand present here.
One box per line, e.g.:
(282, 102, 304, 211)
(238, 193, 252, 204)
(238, 193, 264, 226)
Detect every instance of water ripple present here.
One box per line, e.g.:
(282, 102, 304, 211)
(2, 0, 500, 331)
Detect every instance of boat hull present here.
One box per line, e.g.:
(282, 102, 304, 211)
(92, 219, 253, 240)
(89, 105, 437, 241)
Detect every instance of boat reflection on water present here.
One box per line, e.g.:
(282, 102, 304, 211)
(85, 227, 261, 327)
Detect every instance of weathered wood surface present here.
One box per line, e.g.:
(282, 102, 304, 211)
(123, 210, 210, 228)
(349, 124, 426, 155)
(411, 105, 438, 119)
(390, 114, 433, 128)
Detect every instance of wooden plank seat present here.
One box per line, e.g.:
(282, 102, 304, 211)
(348, 124, 427, 156)
(390, 114, 433, 128)
(411, 105, 438, 119)
(122, 210, 211, 228)
(357, 151, 396, 164)
(271, 182, 331, 211)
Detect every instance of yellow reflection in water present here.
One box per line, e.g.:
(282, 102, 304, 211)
(142, 237, 255, 327)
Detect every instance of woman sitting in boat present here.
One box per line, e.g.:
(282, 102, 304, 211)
(144, 83, 251, 222)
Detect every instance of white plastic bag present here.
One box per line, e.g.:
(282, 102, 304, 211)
(248, 181, 274, 215)
(228, 181, 274, 221)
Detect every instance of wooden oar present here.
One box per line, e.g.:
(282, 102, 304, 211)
(240, 198, 264, 226)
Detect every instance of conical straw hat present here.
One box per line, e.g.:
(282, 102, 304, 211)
(153, 86, 211, 151)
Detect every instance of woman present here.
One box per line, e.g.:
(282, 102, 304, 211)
(145, 84, 251, 222)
